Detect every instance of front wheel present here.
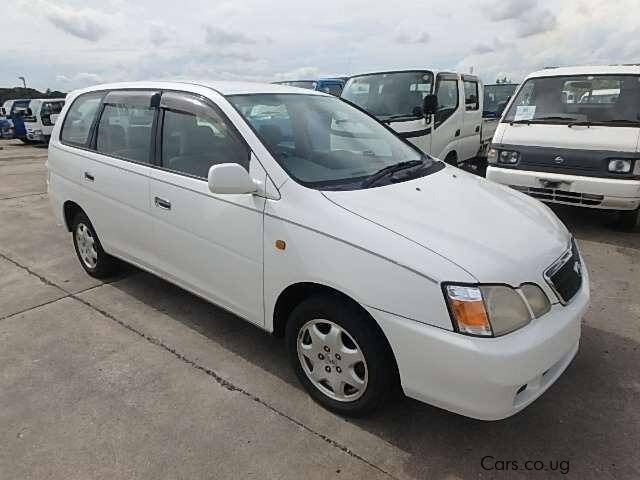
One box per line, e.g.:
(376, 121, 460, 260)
(616, 207, 639, 231)
(286, 293, 398, 416)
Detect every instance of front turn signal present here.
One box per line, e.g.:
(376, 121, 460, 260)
(444, 285, 493, 337)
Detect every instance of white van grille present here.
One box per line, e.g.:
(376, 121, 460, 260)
(510, 186, 604, 206)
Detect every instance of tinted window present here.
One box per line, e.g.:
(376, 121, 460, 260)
(96, 104, 155, 163)
(464, 80, 479, 110)
(435, 78, 459, 126)
(61, 93, 103, 146)
(161, 104, 249, 178)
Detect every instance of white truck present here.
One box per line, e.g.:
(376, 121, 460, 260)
(24, 98, 66, 144)
(486, 65, 640, 229)
(341, 69, 494, 167)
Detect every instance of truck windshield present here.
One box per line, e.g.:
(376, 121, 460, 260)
(228, 93, 441, 190)
(504, 74, 640, 125)
(341, 71, 433, 122)
(483, 84, 518, 117)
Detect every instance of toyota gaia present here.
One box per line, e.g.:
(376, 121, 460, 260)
(47, 81, 590, 419)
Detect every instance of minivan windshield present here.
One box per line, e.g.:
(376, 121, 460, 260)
(504, 74, 640, 125)
(228, 94, 441, 190)
(341, 71, 434, 122)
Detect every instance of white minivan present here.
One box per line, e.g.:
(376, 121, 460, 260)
(24, 98, 66, 143)
(487, 65, 640, 229)
(341, 70, 491, 166)
(48, 81, 589, 419)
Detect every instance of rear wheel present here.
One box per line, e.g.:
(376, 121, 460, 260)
(444, 151, 458, 166)
(617, 207, 639, 231)
(71, 211, 119, 278)
(285, 293, 398, 416)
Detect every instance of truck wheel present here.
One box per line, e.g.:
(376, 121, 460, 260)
(71, 211, 119, 278)
(286, 293, 398, 417)
(444, 152, 458, 166)
(617, 207, 639, 231)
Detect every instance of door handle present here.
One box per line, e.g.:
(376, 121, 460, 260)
(475, 125, 480, 133)
(84, 172, 94, 182)
(455, 129, 461, 137)
(154, 196, 171, 210)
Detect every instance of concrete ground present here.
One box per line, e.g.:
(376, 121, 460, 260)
(0, 138, 638, 480)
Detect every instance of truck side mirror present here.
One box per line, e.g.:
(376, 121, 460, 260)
(422, 94, 438, 117)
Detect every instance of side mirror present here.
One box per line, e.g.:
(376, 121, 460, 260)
(422, 94, 438, 117)
(208, 163, 257, 195)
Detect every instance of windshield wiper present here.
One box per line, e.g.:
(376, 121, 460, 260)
(568, 120, 593, 128)
(361, 160, 424, 188)
(381, 114, 420, 124)
(603, 119, 640, 125)
(511, 116, 577, 125)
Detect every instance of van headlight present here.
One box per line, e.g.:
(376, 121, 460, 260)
(487, 148, 520, 166)
(444, 283, 551, 337)
(608, 159, 632, 174)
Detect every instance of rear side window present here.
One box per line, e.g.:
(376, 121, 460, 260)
(161, 100, 250, 178)
(61, 93, 103, 146)
(464, 80, 479, 110)
(96, 104, 155, 163)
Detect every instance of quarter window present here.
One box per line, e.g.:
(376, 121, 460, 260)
(161, 103, 249, 179)
(60, 92, 103, 147)
(96, 103, 155, 163)
(464, 80, 479, 110)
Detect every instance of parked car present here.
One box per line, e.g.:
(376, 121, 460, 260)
(274, 78, 345, 96)
(0, 107, 14, 139)
(2, 99, 31, 142)
(48, 81, 589, 419)
(24, 98, 66, 143)
(341, 70, 492, 167)
(486, 65, 640, 229)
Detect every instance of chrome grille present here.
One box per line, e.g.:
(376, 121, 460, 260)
(510, 185, 604, 206)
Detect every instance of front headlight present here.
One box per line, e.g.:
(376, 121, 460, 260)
(444, 283, 551, 337)
(499, 150, 520, 164)
(608, 159, 632, 173)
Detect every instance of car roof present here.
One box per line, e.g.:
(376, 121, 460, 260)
(526, 64, 640, 79)
(71, 80, 329, 97)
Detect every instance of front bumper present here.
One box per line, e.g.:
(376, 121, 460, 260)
(26, 129, 45, 142)
(487, 166, 640, 210)
(368, 269, 589, 420)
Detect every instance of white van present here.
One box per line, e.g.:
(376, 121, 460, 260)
(48, 81, 589, 419)
(341, 70, 491, 166)
(24, 98, 66, 143)
(487, 65, 640, 229)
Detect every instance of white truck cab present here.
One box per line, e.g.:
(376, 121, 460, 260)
(341, 70, 489, 166)
(486, 65, 640, 229)
(24, 98, 66, 143)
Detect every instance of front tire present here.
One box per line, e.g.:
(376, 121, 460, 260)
(71, 211, 118, 278)
(285, 293, 398, 416)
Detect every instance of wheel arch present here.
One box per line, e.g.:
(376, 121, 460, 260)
(271, 281, 400, 378)
(63, 200, 83, 232)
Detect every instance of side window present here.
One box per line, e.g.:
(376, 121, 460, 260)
(435, 78, 459, 127)
(96, 103, 155, 163)
(464, 80, 479, 111)
(161, 101, 249, 179)
(60, 92, 103, 147)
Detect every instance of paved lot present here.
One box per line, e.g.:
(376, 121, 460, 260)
(0, 139, 638, 479)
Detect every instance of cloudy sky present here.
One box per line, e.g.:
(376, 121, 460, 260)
(3, 0, 639, 91)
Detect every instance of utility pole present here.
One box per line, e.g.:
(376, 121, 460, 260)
(18, 76, 26, 89)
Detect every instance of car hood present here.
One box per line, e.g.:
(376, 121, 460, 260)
(323, 166, 571, 286)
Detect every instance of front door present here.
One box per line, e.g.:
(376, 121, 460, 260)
(460, 77, 482, 161)
(148, 91, 265, 325)
(431, 74, 463, 162)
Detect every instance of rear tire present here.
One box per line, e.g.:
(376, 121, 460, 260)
(285, 293, 398, 417)
(617, 207, 639, 231)
(71, 211, 119, 278)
